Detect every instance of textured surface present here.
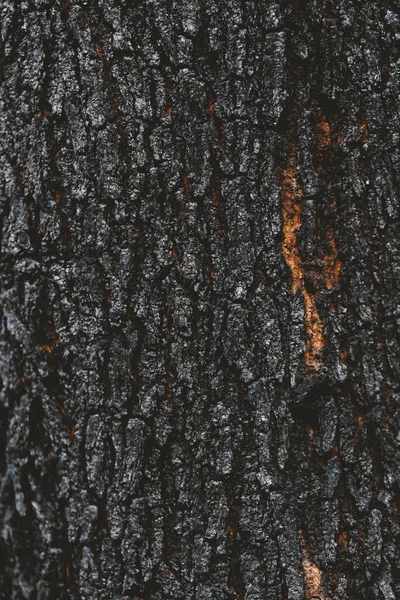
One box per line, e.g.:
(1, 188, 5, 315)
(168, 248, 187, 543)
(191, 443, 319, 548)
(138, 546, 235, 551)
(1, 1, 400, 599)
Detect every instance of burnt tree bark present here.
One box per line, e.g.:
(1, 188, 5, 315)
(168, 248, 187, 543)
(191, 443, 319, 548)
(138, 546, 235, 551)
(1, 1, 400, 599)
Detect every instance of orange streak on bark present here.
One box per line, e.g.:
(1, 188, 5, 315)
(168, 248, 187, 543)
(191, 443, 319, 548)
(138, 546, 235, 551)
(206, 88, 223, 148)
(58, 406, 78, 443)
(211, 186, 228, 236)
(359, 121, 369, 143)
(337, 529, 348, 550)
(323, 228, 341, 289)
(281, 143, 303, 294)
(313, 114, 341, 292)
(182, 153, 190, 193)
(306, 425, 314, 454)
(20, 376, 31, 391)
(315, 115, 331, 151)
(227, 524, 235, 540)
(281, 143, 324, 371)
(41, 344, 52, 355)
(165, 85, 173, 115)
(166, 380, 173, 408)
(299, 529, 331, 600)
(384, 420, 396, 438)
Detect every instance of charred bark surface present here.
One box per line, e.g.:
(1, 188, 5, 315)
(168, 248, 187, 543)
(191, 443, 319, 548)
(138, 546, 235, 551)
(1, 1, 400, 599)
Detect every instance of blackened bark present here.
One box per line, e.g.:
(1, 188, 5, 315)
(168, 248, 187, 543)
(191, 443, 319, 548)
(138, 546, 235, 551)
(1, 1, 400, 599)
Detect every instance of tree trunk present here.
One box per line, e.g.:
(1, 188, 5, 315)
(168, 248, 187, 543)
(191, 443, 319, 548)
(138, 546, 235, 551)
(1, 1, 400, 599)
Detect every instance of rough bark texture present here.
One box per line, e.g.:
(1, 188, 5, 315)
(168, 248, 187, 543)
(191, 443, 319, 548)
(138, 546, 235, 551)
(1, 1, 400, 599)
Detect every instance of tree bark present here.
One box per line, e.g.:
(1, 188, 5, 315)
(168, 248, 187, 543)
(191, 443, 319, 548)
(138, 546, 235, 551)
(1, 1, 400, 599)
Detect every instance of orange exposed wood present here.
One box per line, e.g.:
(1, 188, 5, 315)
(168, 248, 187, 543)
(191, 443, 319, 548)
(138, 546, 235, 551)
(227, 524, 235, 540)
(323, 226, 341, 289)
(281, 143, 303, 294)
(313, 113, 342, 293)
(165, 86, 173, 115)
(206, 88, 223, 148)
(306, 425, 314, 454)
(357, 414, 365, 430)
(299, 529, 331, 600)
(211, 185, 228, 237)
(315, 115, 331, 151)
(359, 121, 369, 143)
(280, 143, 324, 371)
